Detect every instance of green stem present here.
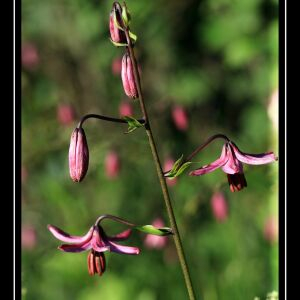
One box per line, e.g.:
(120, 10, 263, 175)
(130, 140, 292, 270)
(124, 26, 197, 300)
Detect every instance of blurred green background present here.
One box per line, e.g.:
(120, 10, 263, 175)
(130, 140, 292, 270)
(21, 0, 278, 299)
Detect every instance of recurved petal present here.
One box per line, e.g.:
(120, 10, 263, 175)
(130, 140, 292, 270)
(221, 144, 243, 174)
(189, 144, 228, 176)
(108, 241, 140, 255)
(58, 241, 92, 253)
(230, 142, 278, 165)
(108, 229, 132, 241)
(48, 225, 94, 244)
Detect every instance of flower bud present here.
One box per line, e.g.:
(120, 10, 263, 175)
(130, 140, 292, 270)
(69, 128, 89, 182)
(172, 105, 189, 131)
(121, 53, 138, 99)
(109, 2, 126, 44)
(105, 150, 120, 179)
(144, 218, 168, 249)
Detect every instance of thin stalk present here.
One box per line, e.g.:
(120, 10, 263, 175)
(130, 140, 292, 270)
(124, 27, 197, 300)
(77, 113, 145, 128)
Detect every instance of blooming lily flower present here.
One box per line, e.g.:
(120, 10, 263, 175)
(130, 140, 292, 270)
(189, 141, 277, 192)
(48, 224, 140, 276)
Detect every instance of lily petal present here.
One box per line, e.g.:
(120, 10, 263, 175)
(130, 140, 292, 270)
(108, 241, 140, 255)
(189, 145, 228, 176)
(221, 144, 243, 174)
(230, 142, 278, 165)
(91, 238, 110, 252)
(59, 241, 92, 253)
(48, 225, 94, 244)
(108, 229, 132, 241)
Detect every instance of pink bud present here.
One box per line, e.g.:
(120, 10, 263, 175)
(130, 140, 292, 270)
(57, 104, 75, 126)
(69, 128, 89, 182)
(121, 53, 138, 99)
(144, 218, 168, 249)
(112, 57, 122, 76)
(211, 192, 228, 222)
(22, 225, 37, 250)
(119, 101, 133, 117)
(22, 42, 39, 71)
(172, 105, 189, 131)
(264, 216, 278, 243)
(164, 158, 177, 187)
(109, 3, 126, 44)
(105, 151, 120, 179)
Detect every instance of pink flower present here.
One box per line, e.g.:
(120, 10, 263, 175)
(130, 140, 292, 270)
(22, 42, 39, 71)
(119, 101, 133, 117)
(211, 192, 228, 222)
(21, 166, 28, 184)
(144, 218, 168, 249)
(109, 3, 126, 44)
(48, 224, 139, 276)
(69, 128, 89, 182)
(105, 151, 120, 179)
(112, 57, 122, 76)
(172, 105, 188, 131)
(264, 216, 278, 243)
(22, 225, 37, 250)
(189, 141, 277, 192)
(57, 104, 75, 126)
(121, 53, 138, 99)
(164, 158, 177, 187)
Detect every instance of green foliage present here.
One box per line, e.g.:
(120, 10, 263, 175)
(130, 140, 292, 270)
(22, 0, 278, 299)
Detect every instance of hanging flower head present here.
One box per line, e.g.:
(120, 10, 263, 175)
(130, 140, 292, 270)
(48, 215, 172, 277)
(189, 140, 277, 192)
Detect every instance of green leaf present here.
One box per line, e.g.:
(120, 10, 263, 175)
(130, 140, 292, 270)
(134, 225, 173, 236)
(123, 116, 144, 134)
(109, 38, 128, 47)
(164, 155, 192, 178)
(175, 162, 193, 177)
(129, 31, 137, 42)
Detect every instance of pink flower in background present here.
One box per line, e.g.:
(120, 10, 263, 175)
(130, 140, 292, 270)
(105, 151, 120, 179)
(189, 141, 277, 192)
(144, 218, 168, 249)
(211, 192, 228, 222)
(112, 57, 122, 76)
(172, 105, 189, 131)
(22, 42, 39, 71)
(264, 216, 278, 243)
(119, 101, 133, 117)
(22, 225, 37, 250)
(57, 104, 75, 126)
(48, 224, 139, 276)
(164, 158, 177, 187)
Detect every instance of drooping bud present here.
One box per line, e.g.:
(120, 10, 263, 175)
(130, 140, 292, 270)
(87, 251, 106, 276)
(121, 53, 138, 99)
(172, 105, 189, 131)
(109, 2, 127, 44)
(69, 128, 89, 182)
(211, 191, 228, 222)
(105, 150, 120, 179)
(119, 101, 133, 117)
